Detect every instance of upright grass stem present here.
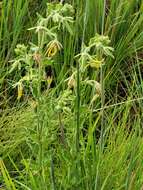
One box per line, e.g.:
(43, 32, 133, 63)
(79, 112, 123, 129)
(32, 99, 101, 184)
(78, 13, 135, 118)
(75, 0, 88, 153)
(76, 59, 80, 152)
(100, 0, 106, 151)
(36, 30, 45, 168)
(50, 152, 56, 190)
(75, 0, 80, 153)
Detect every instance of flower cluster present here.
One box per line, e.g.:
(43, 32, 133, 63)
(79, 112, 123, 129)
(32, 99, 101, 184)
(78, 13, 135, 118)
(9, 2, 74, 100)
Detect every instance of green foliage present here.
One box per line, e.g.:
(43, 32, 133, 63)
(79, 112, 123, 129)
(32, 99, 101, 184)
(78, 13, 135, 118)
(1, 0, 143, 190)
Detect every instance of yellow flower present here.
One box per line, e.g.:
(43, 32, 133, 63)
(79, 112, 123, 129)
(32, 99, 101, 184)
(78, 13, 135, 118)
(89, 58, 104, 69)
(45, 39, 62, 58)
(47, 76, 53, 87)
(17, 82, 23, 100)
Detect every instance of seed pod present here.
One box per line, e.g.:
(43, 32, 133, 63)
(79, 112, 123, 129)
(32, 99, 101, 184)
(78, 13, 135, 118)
(95, 81, 101, 95)
(68, 75, 76, 89)
(33, 52, 41, 64)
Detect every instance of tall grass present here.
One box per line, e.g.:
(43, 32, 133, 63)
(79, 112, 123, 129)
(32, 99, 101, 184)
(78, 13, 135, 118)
(1, 0, 143, 189)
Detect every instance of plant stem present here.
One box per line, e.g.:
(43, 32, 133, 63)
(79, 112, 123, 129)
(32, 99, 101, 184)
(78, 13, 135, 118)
(76, 59, 80, 152)
(100, 0, 106, 151)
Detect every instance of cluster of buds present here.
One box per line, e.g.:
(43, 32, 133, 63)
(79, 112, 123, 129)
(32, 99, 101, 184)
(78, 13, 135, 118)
(75, 34, 114, 70)
(47, 3, 74, 23)
(55, 90, 73, 114)
(9, 2, 74, 101)
(68, 34, 114, 105)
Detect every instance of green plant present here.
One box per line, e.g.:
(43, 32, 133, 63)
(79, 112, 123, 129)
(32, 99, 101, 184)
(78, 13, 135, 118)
(7, 1, 75, 178)
(1, 1, 143, 190)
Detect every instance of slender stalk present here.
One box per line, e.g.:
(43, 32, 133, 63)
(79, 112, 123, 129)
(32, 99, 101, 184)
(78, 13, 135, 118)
(76, 59, 80, 152)
(50, 153, 56, 190)
(36, 30, 44, 167)
(100, 0, 106, 151)
(58, 112, 66, 148)
(75, 0, 81, 153)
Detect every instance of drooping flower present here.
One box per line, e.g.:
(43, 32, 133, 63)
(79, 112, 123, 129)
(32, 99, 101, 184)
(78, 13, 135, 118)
(47, 76, 53, 87)
(89, 57, 104, 69)
(45, 39, 62, 58)
(17, 82, 23, 100)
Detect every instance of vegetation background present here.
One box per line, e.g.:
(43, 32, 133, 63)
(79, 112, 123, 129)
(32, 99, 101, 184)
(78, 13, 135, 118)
(1, 0, 143, 189)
